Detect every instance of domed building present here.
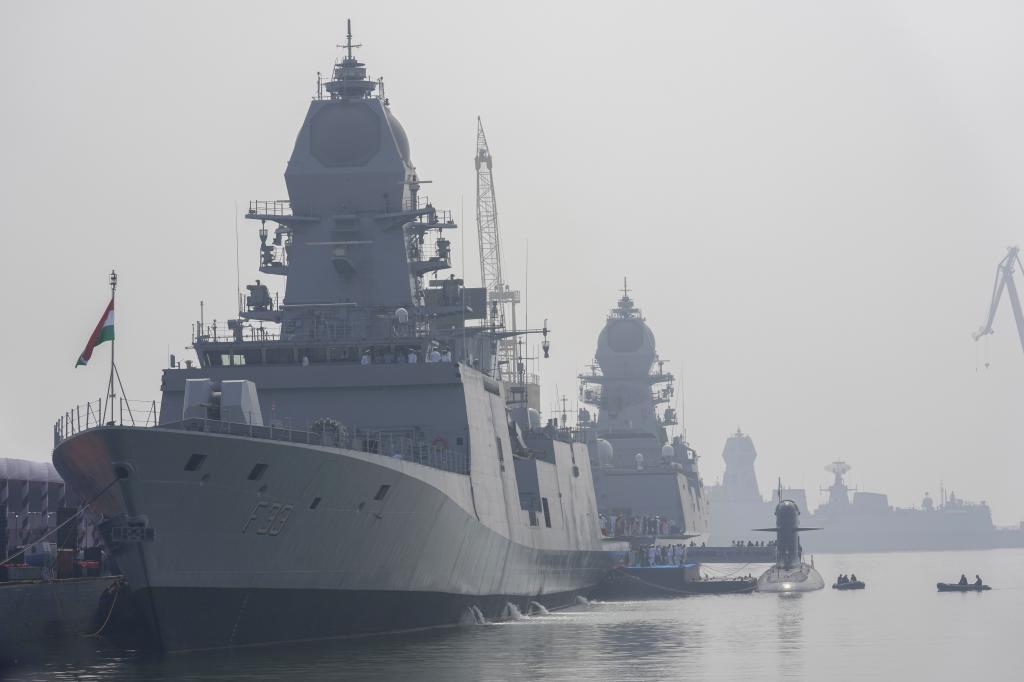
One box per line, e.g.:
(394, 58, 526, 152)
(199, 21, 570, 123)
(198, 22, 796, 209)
(577, 284, 709, 537)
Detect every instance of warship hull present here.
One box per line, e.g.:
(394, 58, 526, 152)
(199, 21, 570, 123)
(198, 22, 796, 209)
(54, 426, 610, 652)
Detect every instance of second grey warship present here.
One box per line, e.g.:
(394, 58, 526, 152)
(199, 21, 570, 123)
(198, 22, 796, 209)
(52, 26, 609, 651)
(708, 430, 1024, 552)
(577, 284, 710, 538)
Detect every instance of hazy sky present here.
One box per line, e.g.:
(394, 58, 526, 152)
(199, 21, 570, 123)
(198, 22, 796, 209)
(2, 1, 1022, 523)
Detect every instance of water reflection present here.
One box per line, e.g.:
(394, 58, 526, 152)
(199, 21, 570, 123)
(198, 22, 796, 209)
(774, 594, 804, 679)
(4, 551, 1023, 682)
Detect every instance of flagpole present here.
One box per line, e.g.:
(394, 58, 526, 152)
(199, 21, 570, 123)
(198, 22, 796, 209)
(107, 270, 118, 424)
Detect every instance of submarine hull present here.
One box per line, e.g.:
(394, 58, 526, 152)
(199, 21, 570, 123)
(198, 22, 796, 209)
(756, 563, 825, 593)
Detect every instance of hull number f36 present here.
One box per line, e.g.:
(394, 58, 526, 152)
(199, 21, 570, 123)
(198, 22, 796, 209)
(242, 501, 294, 536)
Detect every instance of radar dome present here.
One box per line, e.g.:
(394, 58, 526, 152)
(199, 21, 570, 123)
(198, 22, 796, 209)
(595, 439, 614, 467)
(527, 408, 542, 431)
(593, 289, 658, 378)
(661, 443, 675, 460)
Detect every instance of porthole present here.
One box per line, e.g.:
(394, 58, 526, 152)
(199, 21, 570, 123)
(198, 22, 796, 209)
(184, 454, 207, 472)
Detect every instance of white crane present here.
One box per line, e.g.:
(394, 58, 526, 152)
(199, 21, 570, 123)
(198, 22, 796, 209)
(475, 117, 521, 379)
(973, 246, 1024, 354)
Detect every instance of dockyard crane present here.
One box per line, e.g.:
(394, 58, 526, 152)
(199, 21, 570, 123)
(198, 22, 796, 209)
(475, 118, 521, 379)
(973, 246, 1024, 355)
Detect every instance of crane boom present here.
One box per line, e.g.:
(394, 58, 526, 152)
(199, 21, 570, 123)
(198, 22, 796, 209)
(475, 118, 521, 379)
(974, 246, 1024, 354)
(475, 119, 504, 302)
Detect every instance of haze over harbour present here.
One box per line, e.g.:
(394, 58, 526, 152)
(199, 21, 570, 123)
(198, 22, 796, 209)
(1, 1, 1024, 680)
(2, 0, 1021, 524)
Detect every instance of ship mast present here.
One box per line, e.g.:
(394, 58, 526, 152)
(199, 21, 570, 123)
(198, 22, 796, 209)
(105, 270, 117, 423)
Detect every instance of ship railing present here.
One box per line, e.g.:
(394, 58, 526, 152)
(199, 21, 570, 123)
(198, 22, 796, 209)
(406, 234, 452, 266)
(402, 195, 435, 213)
(161, 418, 470, 475)
(257, 242, 289, 273)
(53, 399, 161, 447)
(238, 290, 282, 315)
(247, 200, 293, 217)
(193, 316, 436, 346)
(193, 323, 283, 344)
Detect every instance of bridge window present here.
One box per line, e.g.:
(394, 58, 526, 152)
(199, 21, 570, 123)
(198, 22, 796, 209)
(299, 348, 328, 364)
(266, 348, 295, 364)
(206, 352, 252, 367)
(241, 350, 263, 365)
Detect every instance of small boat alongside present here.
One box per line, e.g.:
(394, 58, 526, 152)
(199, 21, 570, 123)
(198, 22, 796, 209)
(937, 582, 990, 592)
(832, 580, 865, 590)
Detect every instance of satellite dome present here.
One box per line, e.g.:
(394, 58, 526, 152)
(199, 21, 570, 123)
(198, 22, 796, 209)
(661, 443, 675, 460)
(595, 439, 614, 467)
(527, 408, 542, 431)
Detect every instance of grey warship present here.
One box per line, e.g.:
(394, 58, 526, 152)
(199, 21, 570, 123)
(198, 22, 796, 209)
(577, 284, 710, 538)
(52, 26, 609, 651)
(708, 430, 1024, 552)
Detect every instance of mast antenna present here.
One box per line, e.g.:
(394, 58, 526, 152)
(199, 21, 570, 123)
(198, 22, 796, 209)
(338, 19, 362, 61)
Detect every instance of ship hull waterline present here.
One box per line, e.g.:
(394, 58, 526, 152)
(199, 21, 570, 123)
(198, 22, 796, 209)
(53, 426, 612, 652)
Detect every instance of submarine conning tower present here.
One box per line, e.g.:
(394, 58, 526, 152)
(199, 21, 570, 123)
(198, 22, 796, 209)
(774, 500, 803, 569)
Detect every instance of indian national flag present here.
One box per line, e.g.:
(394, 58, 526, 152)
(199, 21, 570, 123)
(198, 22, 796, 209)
(76, 298, 115, 367)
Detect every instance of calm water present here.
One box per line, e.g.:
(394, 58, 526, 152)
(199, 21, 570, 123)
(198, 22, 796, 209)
(4, 549, 1022, 681)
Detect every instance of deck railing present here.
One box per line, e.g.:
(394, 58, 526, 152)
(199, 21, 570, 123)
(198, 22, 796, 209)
(247, 200, 293, 217)
(53, 398, 160, 445)
(53, 406, 468, 476)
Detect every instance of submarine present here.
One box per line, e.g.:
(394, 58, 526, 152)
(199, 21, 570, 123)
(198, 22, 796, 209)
(754, 498, 824, 593)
